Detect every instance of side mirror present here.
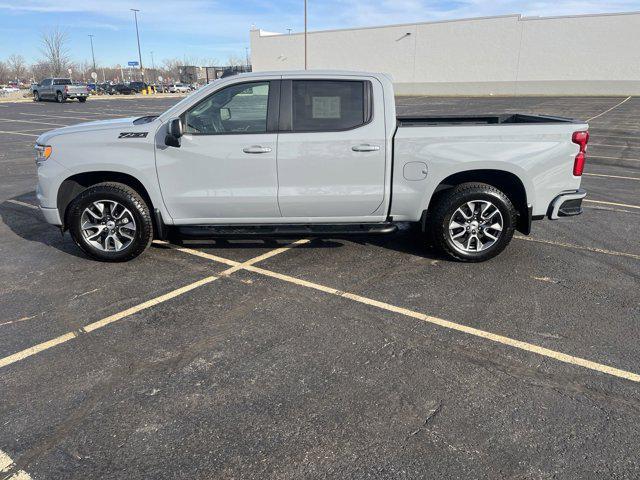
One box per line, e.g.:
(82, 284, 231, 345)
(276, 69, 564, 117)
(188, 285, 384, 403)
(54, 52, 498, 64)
(165, 118, 183, 148)
(220, 107, 231, 121)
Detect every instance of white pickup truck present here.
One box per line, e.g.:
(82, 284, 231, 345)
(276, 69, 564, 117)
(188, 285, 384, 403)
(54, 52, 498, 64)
(34, 71, 588, 262)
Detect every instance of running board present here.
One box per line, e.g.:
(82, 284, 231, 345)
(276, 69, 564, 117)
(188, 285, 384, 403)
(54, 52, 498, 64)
(176, 223, 398, 238)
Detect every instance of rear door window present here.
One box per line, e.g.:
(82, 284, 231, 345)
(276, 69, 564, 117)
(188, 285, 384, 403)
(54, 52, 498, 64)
(291, 80, 367, 132)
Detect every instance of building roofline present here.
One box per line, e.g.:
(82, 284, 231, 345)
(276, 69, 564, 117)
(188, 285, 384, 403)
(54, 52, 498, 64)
(252, 10, 640, 37)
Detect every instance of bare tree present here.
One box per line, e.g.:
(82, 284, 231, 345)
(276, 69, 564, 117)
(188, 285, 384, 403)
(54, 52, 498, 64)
(0, 61, 9, 84)
(7, 54, 27, 83)
(40, 27, 70, 77)
(226, 54, 244, 67)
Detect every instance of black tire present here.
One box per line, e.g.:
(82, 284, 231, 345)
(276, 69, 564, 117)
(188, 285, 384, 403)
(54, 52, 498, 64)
(78, 97, 87, 103)
(67, 182, 153, 262)
(33, 91, 40, 102)
(56, 91, 65, 103)
(427, 182, 517, 262)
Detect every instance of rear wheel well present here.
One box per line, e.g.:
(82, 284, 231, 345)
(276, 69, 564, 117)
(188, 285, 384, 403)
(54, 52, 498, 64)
(58, 172, 154, 230)
(425, 170, 529, 234)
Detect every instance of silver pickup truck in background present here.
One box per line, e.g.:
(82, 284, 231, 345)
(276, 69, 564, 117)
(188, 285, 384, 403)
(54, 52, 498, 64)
(34, 71, 588, 262)
(33, 78, 89, 103)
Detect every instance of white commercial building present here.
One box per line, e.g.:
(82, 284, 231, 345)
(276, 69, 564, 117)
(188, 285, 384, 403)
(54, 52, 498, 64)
(250, 12, 640, 95)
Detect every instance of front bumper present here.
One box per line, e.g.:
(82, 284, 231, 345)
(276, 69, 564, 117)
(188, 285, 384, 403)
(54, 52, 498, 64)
(40, 206, 62, 225)
(548, 188, 587, 220)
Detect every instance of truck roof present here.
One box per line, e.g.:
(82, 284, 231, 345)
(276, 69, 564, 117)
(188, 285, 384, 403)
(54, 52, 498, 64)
(233, 70, 393, 81)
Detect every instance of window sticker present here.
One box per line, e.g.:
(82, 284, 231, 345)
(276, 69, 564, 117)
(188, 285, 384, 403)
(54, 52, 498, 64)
(312, 96, 341, 119)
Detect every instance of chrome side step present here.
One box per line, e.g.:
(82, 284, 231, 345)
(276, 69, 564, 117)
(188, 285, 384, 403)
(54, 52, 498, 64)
(176, 223, 398, 238)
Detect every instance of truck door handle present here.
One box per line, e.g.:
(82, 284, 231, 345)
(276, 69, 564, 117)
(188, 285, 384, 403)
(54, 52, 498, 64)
(352, 144, 380, 152)
(243, 145, 272, 154)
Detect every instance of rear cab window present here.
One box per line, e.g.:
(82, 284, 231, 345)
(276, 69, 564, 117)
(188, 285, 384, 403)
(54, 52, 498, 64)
(53, 79, 72, 85)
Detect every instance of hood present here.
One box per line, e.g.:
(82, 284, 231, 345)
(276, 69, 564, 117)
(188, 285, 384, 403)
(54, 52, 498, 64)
(36, 116, 142, 144)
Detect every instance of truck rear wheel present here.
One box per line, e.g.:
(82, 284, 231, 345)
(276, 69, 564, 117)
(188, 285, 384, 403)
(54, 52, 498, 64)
(427, 183, 517, 262)
(67, 182, 153, 262)
(56, 91, 65, 103)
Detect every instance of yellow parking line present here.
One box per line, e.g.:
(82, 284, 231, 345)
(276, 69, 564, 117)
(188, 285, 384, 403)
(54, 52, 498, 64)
(7, 200, 39, 210)
(584, 199, 640, 210)
(0, 449, 32, 479)
(584, 172, 640, 181)
(515, 235, 640, 260)
(0, 241, 306, 370)
(19, 112, 95, 122)
(0, 118, 66, 127)
(171, 245, 640, 383)
(587, 96, 632, 121)
(0, 130, 38, 137)
(591, 143, 640, 149)
(589, 155, 640, 163)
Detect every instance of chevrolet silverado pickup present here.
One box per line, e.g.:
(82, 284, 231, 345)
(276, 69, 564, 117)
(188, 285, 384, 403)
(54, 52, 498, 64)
(34, 71, 588, 262)
(33, 78, 89, 103)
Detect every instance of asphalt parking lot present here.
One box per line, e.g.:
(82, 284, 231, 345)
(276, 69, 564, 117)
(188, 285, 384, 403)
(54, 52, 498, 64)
(1, 94, 639, 479)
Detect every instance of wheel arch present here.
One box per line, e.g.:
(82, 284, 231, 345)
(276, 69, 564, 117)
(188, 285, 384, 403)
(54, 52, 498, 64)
(58, 171, 154, 230)
(424, 169, 531, 234)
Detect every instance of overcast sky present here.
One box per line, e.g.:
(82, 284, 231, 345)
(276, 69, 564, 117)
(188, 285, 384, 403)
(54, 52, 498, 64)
(0, 0, 638, 67)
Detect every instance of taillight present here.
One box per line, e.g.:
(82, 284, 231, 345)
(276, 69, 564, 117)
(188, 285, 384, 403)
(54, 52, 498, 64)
(64, 85, 68, 93)
(572, 130, 589, 176)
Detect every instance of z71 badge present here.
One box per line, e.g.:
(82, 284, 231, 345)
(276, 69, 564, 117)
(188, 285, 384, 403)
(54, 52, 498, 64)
(118, 132, 148, 139)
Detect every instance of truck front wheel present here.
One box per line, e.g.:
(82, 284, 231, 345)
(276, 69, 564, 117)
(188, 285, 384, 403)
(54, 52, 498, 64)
(67, 182, 153, 262)
(427, 183, 517, 262)
(33, 91, 40, 102)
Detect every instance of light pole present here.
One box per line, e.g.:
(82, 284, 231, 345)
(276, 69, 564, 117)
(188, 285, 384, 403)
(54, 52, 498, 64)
(245, 47, 250, 67)
(131, 9, 144, 80)
(304, 0, 308, 70)
(88, 34, 96, 72)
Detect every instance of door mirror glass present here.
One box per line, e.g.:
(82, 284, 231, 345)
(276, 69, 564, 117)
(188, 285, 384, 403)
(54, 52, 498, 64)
(220, 107, 231, 121)
(165, 118, 183, 148)
(169, 118, 183, 138)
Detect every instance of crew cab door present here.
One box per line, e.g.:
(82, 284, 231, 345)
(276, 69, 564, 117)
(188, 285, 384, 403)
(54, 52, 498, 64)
(276, 78, 387, 219)
(155, 80, 281, 223)
(40, 78, 52, 98)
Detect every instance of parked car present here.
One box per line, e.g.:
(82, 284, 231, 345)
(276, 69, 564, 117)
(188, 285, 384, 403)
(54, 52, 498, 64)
(33, 78, 89, 103)
(33, 71, 589, 262)
(129, 81, 149, 93)
(168, 83, 190, 93)
(107, 83, 135, 95)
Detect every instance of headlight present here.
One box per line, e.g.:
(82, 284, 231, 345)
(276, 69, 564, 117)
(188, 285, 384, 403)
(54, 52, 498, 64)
(35, 144, 52, 162)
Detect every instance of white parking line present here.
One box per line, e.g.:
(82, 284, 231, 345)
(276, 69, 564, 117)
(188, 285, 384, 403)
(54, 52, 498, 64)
(587, 96, 632, 122)
(0, 449, 32, 480)
(170, 244, 640, 383)
(0, 241, 308, 370)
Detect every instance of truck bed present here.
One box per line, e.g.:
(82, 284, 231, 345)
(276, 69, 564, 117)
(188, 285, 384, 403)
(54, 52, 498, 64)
(397, 114, 582, 127)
